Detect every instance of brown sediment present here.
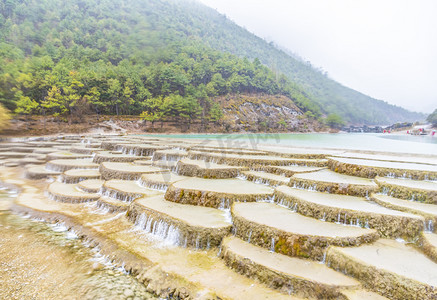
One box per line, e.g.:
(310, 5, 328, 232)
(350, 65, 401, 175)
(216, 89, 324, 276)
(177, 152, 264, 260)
(220, 236, 360, 299)
(275, 186, 424, 240)
(231, 202, 379, 261)
(289, 169, 378, 197)
(374, 176, 437, 203)
(326, 239, 437, 300)
(328, 157, 437, 180)
(165, 178, 274, 209)
(176, 158, 248, 179)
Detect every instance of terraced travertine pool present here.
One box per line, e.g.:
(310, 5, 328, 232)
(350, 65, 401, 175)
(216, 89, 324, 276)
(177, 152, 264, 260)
(1, 134, 437, 299)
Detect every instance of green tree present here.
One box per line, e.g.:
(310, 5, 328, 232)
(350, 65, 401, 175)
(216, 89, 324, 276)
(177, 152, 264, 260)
(427, 109, 437, 126)
(325, 113, 345, 129)
(278, 119, 287, 130)
(0, 104, 10, 131)
(41, 86, 66, 120)
(141, 96, 165, 128)
(15, 93, 39, 128)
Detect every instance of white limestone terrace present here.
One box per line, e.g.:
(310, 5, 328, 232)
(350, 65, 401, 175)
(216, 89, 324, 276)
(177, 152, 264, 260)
(371, 193, 437, 231)
(139, 172, 189, 191)
(48, 181, 100, 203)
(289, 168, 378, 196)
(264, 165, 326, 177)
(46, 158, 99, 172)
(326, 239, 437, 299)
(376, 176, 437, 190)
(231, 202, 378, 260)
(165, 177, 274, 209)
(46, 151, 92, 160)
(332, 151, 437, 166)
(292, 169, 377, 186)
(188, 151, 310, 167)
(176, 158, 248, 179)
(152, 149, 189, 161)
(99, 162, 165, 180)
(220, 236, 362, 299)
(101, 179, 162, 203)
(330, 157, 437, 173)
(61, 169, 101, 183)
(3, 135, 437, 299)
(128, 194, 231, 248)
(328, 157, 437, 180)
(240, 170, 290, 186)
(275, 186, 424, 239)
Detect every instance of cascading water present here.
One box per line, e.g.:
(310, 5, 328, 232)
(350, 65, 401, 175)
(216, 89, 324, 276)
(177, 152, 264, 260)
(134, 213, 181, 247)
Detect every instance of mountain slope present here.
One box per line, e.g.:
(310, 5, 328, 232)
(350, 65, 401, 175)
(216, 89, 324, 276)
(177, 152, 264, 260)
(0, 0, 424, 126)
(154, 0, 425, 125)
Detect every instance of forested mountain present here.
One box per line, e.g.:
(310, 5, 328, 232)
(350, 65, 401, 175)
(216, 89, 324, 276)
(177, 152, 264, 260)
(0, 0, 424, 128)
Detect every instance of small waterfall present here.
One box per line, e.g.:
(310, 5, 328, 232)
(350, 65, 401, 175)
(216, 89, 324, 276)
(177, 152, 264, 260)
(425, 220, 434, 233)
(139, 180, 168, 192)
(135, 213, 147, 230)
(99, 187, 140, 203)
(320, 212, 326, 221)
(151, 153, 157, 161)
(270, 237, 275, 252)
(320, 251, 327, 264)
(365, 220, 370, 229)
(247, 230, 252, 243)
(195, 235, 201, 249)
(218, 198, 231, 210)
(134, 213, 181, 247)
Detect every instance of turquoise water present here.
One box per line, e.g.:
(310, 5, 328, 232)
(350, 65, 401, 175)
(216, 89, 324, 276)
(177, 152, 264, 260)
(146, 133, 437, 155)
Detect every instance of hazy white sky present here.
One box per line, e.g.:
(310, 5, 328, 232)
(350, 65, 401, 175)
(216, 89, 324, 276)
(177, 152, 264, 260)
(197, 0, 437, 113)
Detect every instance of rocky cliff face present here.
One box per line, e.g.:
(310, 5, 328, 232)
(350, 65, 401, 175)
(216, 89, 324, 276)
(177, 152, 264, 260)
(217, 94, 321, 132)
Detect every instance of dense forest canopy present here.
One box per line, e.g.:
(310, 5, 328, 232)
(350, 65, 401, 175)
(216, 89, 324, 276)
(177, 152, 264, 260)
(0, 0, 424, 127)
